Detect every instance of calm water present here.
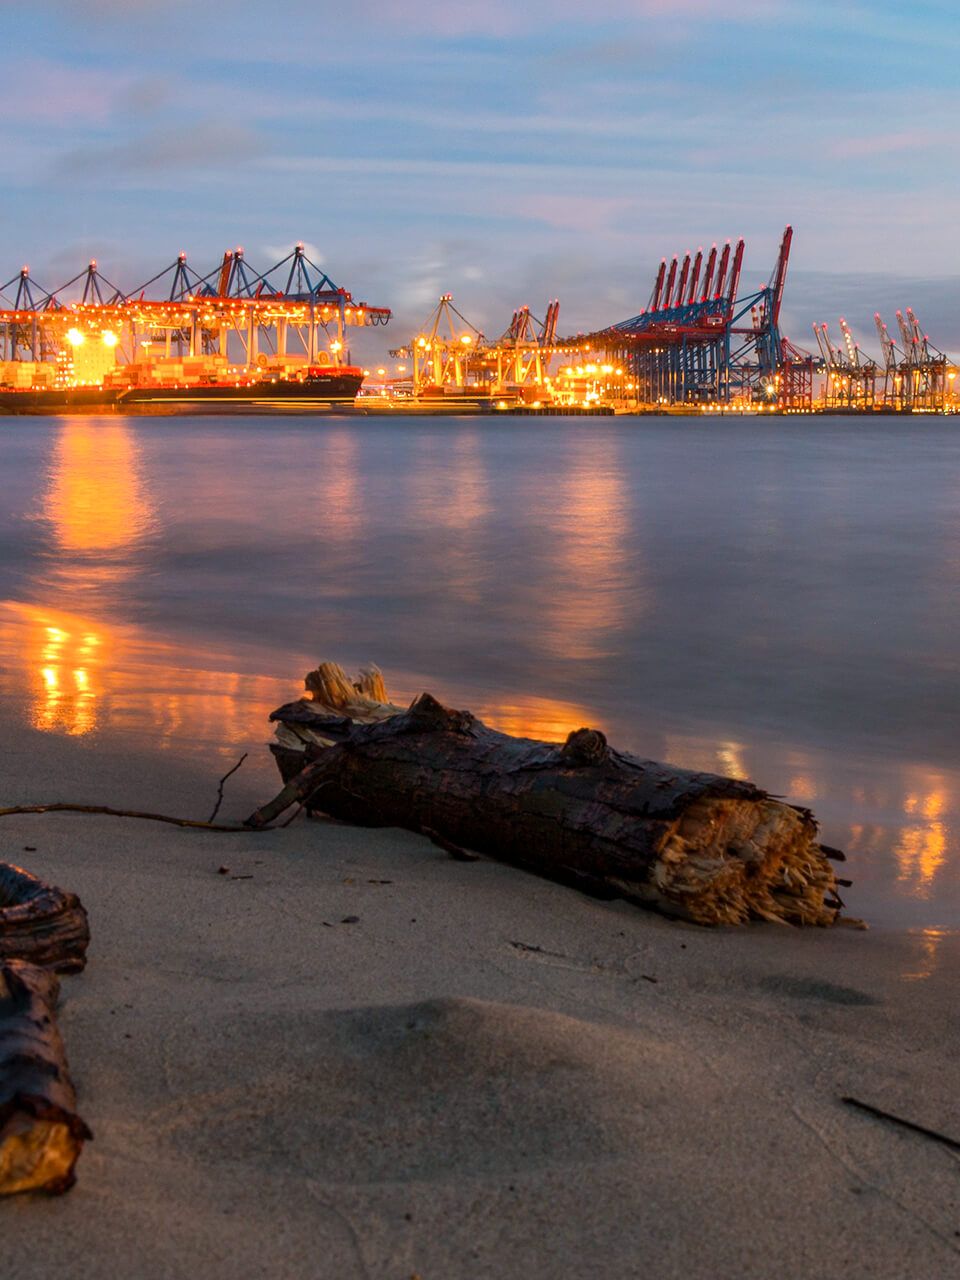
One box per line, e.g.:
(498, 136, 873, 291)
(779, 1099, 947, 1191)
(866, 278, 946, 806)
(1, 413, 958, 930)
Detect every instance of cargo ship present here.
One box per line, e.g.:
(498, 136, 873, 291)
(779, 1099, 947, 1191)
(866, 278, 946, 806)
(0, 364, 365, 415)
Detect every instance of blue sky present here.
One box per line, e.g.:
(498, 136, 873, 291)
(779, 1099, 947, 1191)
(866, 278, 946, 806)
(3, 0, 960, 359)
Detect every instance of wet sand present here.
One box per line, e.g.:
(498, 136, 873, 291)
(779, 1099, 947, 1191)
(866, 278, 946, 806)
(2, 728, 958, 1279)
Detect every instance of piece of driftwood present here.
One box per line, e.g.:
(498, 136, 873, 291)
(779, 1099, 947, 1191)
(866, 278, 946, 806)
(250, 663, 852, 928)
(0, 961, 91, 1195)
(0, 862, 90, 974)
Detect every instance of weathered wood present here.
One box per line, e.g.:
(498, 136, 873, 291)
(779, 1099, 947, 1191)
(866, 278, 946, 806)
(0, 961, 91, 1195)
(251, 664, 851, 928)
(0, 863, 90, 974)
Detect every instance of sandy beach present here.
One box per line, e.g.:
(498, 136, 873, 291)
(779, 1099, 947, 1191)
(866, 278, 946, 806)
(2, 725, 957, 1279)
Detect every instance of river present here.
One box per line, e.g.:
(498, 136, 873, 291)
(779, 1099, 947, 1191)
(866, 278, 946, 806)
(1, 413, 957, 930)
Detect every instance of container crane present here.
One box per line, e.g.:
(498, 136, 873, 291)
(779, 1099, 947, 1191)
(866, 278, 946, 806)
(389, 294, 484, 395)
(874, 313, 903, 408)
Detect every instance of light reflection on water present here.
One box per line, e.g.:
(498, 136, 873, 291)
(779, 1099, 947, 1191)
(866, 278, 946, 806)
(0, 414, 958, 928)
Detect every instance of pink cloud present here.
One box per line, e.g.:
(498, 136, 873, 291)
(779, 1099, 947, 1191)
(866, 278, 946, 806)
(828, 129, 951, 160)
(346, 0, 781, 36)
(5, 59, 129, 124)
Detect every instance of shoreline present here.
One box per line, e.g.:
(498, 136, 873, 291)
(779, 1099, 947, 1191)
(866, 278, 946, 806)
(3, 731, 958, 1278)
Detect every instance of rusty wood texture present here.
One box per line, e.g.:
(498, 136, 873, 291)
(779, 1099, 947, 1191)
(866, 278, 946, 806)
(251, 665, 849, 928)
(0, 961, 91, 1195)
(0, 863, 90, 974)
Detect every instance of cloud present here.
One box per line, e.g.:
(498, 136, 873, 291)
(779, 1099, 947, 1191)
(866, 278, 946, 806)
(827, 129, 951, 160)
(3, 58, 131, 124)
(783, 270, 960, 360)
(48, 0, 781, 29)
(57, 121, 271, 178)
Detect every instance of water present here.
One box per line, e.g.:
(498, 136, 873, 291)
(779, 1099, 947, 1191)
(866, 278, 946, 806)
(0, 413, 958, 930)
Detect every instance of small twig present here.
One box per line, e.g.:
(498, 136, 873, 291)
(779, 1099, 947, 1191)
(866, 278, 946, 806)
(0, 803, 255, 833)
(423, 826, 480, 861)
(207, 752, 248, 824)
(841, 1096, 960, 1153)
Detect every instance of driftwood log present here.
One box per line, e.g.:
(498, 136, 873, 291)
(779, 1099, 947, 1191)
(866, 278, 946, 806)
(0, 862, 90, 974)
(0, 863, 91, 1194)
(249, 663, 851, 928)
(0, 961, 91, 1194)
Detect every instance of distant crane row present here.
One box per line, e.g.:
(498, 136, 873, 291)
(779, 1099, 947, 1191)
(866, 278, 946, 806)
(813, 308, 952, 411)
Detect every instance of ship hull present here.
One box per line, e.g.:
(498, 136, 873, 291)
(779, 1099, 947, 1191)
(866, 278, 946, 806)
(0, 371, 364, 415)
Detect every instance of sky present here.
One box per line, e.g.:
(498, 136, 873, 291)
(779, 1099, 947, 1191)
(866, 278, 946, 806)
(3, 0, 960, 361)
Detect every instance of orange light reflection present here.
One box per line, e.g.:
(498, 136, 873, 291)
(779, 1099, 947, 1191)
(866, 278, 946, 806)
(902, 927, 951, 981)
(538, 438, 638, 660)
(43, 420, 156, 595)
(477, 695, 598, 744)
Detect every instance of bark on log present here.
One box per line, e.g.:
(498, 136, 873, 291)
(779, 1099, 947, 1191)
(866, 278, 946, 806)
(0, 961, 91, 1195)
(251, 664, 851, 928)
(0, 863, 90, 974)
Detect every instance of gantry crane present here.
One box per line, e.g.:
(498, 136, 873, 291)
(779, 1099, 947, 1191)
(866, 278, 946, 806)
(812, 319, 877, 409)
(389, 294, 484, 394)
(0, 243, 391, 388)
(894, 308, 950, 410)
(874, 313, 904, 408)
(487, 300, 561, 391)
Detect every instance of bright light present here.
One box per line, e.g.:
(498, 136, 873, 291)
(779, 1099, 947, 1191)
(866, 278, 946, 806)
(101, 330, 118, 348)
(460, 335, 472, 346)
(66, 328, 85, 347)
(330, 340, 342, 352)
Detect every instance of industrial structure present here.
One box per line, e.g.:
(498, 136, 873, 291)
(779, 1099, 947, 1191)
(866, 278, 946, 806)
(581, 227, 811, 410)
(0, 244, 390, 395)
(813, 309, 954, 412)
(388, 294, 581, 402)
(1, 229, 957, 414)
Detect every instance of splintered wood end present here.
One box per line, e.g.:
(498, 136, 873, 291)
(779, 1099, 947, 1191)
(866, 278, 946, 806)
(644, 797, 842, 927)
(0, 1112, 85, 1196)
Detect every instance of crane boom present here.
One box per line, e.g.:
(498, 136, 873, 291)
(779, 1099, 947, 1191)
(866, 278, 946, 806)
(725, 239, 745, 313)
(215, 251, 233, 297)
(874, 313, 897, 371)
(663, 256, 678, 308)
(768, 225, 792, 327)
(675, 254, 690, 309)
(714, 242, 731, 300)
(701, 245, 717, 300)
(651, 261, 666, 311)
(687, 249, 703, 304)
(895, 310, 916, 363)
(839, 318, 858, 366)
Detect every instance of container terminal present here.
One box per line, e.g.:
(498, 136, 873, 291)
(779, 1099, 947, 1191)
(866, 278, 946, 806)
(0, 231, 956, 415)
(0, 244, 390, 414)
